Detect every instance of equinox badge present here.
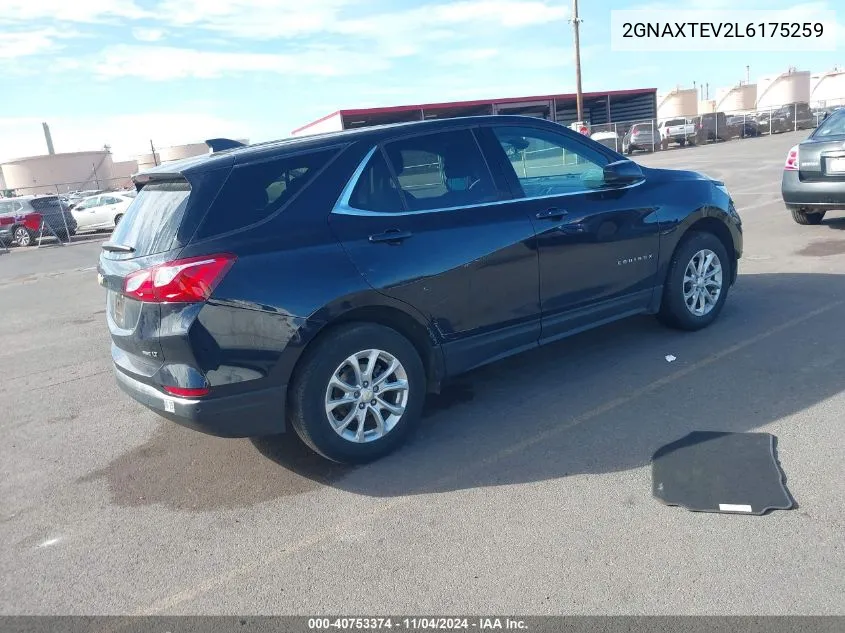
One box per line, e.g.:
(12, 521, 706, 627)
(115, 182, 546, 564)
(618, 253, 654, 266)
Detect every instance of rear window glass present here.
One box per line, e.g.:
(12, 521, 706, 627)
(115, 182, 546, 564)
(665, 119, 685, 126)
(30, 197, 62, 212)
(813, 110, 845, 138)
(109, 181, 190, 257)
(196, 149, 337, 238)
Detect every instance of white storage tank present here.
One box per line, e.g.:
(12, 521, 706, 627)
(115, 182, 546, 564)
(1, 151, 115, 195)
(811, 68, 845, 106)
(756, 69, 811, 109)
(133, 152, 159, 172)
(698, 100, 716, 114)
(715, 83, 757, 113)
(657, 88, 698, 119)
(158, 143, 210, 164)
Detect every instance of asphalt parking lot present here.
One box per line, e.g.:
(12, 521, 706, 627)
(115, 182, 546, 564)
(1, 130, 843, 616)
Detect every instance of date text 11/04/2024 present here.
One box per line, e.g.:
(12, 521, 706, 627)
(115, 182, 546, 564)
(621, 22, 824, 38)
(308, 618, 528, 630)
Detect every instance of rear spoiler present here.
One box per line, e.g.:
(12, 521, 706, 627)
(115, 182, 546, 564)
(205, 138, 246, 153)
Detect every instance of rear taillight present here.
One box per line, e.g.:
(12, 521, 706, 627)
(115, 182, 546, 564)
(163, 386, 210, 398)
(123, 253, 236, 303)
(784, 145, 799, 171)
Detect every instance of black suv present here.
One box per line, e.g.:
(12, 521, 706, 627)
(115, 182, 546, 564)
(693, 112, 729, 143)
(99, 115, 743, 463)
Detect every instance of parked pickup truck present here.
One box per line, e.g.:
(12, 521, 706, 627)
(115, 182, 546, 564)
(658, 118, 696, 149)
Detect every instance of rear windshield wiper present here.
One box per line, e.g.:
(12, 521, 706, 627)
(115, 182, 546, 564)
(101, 242, 135, 254)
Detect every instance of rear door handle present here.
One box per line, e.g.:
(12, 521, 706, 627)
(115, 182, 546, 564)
(369, 229, 413, 244)
(535, 208, 568, 220)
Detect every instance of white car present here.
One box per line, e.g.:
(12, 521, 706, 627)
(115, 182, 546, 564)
(71, 193, 134, 231)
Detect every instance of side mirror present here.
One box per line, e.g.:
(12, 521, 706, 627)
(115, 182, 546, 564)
(603, 159, 644, 186)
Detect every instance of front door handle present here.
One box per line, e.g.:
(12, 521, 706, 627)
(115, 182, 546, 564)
(536, 208, 568, 220)
(369, 229, 413, 244)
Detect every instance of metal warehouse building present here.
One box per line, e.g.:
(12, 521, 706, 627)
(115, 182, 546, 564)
(291, 87, 658, 136)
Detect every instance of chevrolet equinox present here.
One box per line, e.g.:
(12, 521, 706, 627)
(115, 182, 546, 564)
(98, 116, 743, 463)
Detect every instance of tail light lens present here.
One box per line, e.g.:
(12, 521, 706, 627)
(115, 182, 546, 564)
(784, 145, 799, 171)
(163, 386, 210, 398)
(123, 253, 236, 303)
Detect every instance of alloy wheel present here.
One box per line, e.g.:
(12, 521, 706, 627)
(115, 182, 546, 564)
(683, 249, 723, 317)
(324, 349, 409, 443)
(15, 227, 31, 247)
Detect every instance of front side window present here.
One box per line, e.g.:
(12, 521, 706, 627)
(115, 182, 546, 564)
(492, 126, 608, 198)
(383, 129, 498, 212)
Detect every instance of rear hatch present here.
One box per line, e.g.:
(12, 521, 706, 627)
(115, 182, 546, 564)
(797, 112, 845, 182)
(30, 196, 74, 230)
(98, 180, 196, 384)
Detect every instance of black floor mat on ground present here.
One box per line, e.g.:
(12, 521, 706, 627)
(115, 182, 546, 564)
(652, 431, 794, 515)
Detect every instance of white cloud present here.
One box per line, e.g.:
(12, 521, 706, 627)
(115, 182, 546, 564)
(148, 0, 568, 41)
(132, 27, 165, 42)
(0, 0, 147, 23)
(91, 45, 390, 80)
(0, 29, 61, 58)
(152, 0, 352, 39)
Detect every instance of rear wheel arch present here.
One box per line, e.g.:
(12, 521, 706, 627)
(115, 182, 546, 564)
(289, 303, 445, 397)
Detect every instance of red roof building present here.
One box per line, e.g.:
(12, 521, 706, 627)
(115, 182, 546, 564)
(292, 87, 658, 136)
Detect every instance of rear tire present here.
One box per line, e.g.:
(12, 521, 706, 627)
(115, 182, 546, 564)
(657, 231, 731, 331)
(13, 225, 33, 247)
(288, 323, 426, 464)
(790, 208, 825, 225)
(679, 138, 686, 147)
(114, 214, 123, 227)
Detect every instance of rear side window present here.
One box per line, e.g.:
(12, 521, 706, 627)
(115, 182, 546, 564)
(813, 110, 845, 138)
(109, 181, 190, 257)
(197, 149, 336, 238)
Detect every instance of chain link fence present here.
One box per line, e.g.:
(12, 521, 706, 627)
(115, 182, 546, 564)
(576, 98, 844, 156)
(0, 177, 131, 249)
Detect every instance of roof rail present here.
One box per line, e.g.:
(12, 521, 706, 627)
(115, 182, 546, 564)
(205, 138, 246, 153)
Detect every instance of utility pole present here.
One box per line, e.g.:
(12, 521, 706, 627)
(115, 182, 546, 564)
(150, 139, 159, 166)
(571, 0, 584, 122)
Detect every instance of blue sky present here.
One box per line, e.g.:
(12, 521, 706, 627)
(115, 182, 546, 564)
(0, 0, 841, 160)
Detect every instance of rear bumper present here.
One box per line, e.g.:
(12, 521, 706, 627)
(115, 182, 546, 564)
(781, 170, 845, 210)
(115, 368, 287, 437)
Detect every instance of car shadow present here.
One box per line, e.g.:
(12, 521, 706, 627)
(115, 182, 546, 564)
(245, 272, 845, 498)
(824, 217, 845, 231)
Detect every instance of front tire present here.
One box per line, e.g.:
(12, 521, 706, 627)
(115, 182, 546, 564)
(114, 214, 123, 227)
(13, 226, 33, 247)
(288, 323, 426, 464)
(658, 232, 731, 331)
(790, 208, 825, 225)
